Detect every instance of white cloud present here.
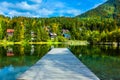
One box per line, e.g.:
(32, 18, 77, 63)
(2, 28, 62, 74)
(0, 7, 8, 13)
(66, 9, 81, 16)
(0, 11, 4, 15)
(16, 1, 39, 10)
(8, 10, 35, 17)
(0, 1, 13, 8)
(92, 3, 103, 9)
(103, 0, 107, 1)
(30, 0, 42, 3)
(37, 8, 54, 17)
(0, 1, 54, 17)
(0, 1, 39, 17)
(0, 2, 13, 12)
(92, 0, 107, 9)
(59, 9, 81, 16)
(0, 2, 12, 15)
(0, 0, 82, 17)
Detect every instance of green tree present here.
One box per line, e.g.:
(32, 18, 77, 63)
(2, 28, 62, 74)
(0, 21, 3, 40)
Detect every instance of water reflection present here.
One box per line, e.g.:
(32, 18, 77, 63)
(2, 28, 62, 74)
(0, 44, 50, 80)
(7, 47, 14, 56)
(30, 45, 35, 55)
(70, 45, 120, 80)
(0, 65, 14, 74)
(0, 44, 120, 80)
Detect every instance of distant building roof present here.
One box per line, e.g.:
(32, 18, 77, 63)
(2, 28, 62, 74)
(63, 33, 71, 39)
(49, 32, 57, 36)
(62, 29, 69, 34)
(7, 29, 14, 33)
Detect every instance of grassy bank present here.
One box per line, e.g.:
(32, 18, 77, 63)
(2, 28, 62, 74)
(0, 40, 89, 46)
(65, 40, 89, 46)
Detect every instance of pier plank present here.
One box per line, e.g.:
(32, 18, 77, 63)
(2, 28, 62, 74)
(18, 48, 100, 80)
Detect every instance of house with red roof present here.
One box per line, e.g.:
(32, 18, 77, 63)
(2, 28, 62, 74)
(7, 29, 14, 40)
(7, 29, 14, 36)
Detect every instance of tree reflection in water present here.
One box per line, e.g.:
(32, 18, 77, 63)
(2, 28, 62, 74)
(1, 44, 120, 80)
(0, 44, 50, 80)
(70, 45, 120, 80)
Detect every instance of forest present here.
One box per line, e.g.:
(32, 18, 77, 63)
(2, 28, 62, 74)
(0, 14, 120, 45)
(0, 0, 120, 45)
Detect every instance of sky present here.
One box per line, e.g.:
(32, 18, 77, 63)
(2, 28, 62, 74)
(0, 0, 107, 17)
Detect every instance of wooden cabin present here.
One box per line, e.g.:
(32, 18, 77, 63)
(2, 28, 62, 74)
(49, 32, 57, 39)
(7, 29, 14, 36)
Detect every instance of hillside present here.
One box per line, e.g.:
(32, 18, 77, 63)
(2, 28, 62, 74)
(77, 0, 120, 19)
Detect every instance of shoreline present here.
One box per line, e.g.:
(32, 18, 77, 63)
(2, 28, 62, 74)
(0, 40, 89, 45)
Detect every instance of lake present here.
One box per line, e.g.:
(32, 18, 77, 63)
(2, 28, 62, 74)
(0, 44, 120, 80)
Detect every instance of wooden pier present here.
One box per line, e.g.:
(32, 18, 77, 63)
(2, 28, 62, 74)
(17, 48, 100, 80)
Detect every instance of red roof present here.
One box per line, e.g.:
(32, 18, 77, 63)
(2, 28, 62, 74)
(7, 52, 14, 56)
(7, 29, 14, 33)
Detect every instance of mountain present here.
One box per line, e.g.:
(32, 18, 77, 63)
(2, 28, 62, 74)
(77, 0, 120, 19)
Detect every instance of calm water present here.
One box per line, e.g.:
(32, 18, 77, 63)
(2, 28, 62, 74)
(0, 44, 120, 80)
(70, 45, 120, 80)
(0, 44, 50, 80)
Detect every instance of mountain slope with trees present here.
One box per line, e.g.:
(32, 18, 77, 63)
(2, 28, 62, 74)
(77, 0, 120, 19)
(76, 0, 120, 45)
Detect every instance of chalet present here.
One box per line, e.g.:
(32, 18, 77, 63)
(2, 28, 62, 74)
(7, 29, 14, 40)
(62, 29, 71, 39)
(49, 32, 57, 39)
(62, 29, 69, 34)
(31, 38, 36, 41)
(31, 31, 36, 38)
(63, 33, 71, 39)
(31, 31, 36, 41)
(7, 29, 14, 36)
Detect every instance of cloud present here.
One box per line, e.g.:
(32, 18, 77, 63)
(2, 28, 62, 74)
(37, 8, 54, 17)
(30, 0, 42, 3)
(0, 0, 82, 17)
(0, 1, 53, 17)
(66, 9, 81, 16)
(0, 2, 12, 14)
(92, 0, 107, 9)
(8, 10, 35, 17)
(0, 1, 13, 8)
(16, 1, 39, 10)
(0, 11, 4, 15)
(59, 9, 81, 16)
(92, 3, 103, 9)
(103, 0, 107, 1)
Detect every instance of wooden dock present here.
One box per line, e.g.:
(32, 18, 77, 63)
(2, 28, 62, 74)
(17, 48, 100, 80)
